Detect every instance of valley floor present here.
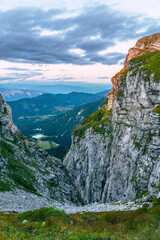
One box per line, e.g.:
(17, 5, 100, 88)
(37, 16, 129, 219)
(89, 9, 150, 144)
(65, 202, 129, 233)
(0, 190, 142, 214)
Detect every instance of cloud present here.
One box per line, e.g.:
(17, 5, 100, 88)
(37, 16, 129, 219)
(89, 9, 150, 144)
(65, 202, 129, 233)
(0, 70, 43, 82)
(0, 5, 159, 65)
(4, 67, 44, 72)
(4, 67, 30, 71)
(97, 76, 110, 79)
(47, 77, 74, 81)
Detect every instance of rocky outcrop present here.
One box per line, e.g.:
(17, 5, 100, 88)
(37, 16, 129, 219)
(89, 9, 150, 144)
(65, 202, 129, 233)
(124, 33, 160, 67)
(0, 93, 19, 139)
(0, 93, 82, 207)
(64, 33, 160, 204)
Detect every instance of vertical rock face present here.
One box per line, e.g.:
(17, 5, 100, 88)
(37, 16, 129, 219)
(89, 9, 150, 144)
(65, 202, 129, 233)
(0, 94, 19, 139)
(64, 33, 160, 204)
(64, 129, 112, 203)
(103, 57, 160, 202)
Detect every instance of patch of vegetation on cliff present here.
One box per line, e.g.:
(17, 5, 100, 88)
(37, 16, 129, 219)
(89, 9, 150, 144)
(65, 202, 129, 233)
(152, 104, 160, 120)
(3, 106, 8, 115)
(131, 135, 142, 150)
(130, 176, 137, 183)
(0, 140, 15, 157)
(129, 51, 160, 83)
(72, 101, 112, 139)
(112, 68, 128, 82)
(0, 180, 11, 192)
(7, 155, 37, 193)
(0, 140, 37, 193)
(133, 140, 142, 150)
(117, 89, 125, 98)
(0, 201, 160, 239)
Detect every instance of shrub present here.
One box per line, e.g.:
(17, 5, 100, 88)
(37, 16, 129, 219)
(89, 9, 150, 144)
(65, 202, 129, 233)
(0, 180, 11, 192)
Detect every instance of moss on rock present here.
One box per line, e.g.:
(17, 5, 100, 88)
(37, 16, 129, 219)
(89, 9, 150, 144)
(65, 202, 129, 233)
(152, 104, 160, 120)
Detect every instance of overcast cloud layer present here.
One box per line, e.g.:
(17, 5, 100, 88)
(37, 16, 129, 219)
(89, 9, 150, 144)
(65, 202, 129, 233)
(0, 5, 159, 66)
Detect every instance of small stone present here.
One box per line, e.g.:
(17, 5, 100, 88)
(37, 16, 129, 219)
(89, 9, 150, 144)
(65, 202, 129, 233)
(22, 220, 28, 224)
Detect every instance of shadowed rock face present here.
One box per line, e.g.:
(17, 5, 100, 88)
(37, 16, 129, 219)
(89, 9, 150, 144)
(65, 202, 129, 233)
(64, 33, 160, 204)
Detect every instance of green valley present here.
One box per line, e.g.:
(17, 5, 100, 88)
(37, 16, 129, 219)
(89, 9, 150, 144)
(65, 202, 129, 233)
(9, 95, 107, 159)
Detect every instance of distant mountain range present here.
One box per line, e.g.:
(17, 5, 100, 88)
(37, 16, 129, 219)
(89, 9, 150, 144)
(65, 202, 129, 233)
(8, 92, 103, 120)
(0, 88, 43, 101)
(96, 89, 110, 97)
(0, 85, 110, 101)
(1, 83, 111, 95)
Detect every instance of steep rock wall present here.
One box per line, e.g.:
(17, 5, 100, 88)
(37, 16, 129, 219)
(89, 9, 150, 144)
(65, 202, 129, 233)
(0, 94, 19, 139)
(64, 34, 160, 204)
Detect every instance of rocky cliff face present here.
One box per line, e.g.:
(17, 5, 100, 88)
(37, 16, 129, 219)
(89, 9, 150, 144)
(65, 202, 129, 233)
(107, 33, 160, 110)
(64, 33, 160, 204)
(0, 94, 19, 139)
(0, 93, 81, 205)
(124, 33, 160, 67)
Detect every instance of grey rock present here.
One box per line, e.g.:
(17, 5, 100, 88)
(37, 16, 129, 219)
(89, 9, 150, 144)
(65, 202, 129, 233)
(22, 220, 28, 224)
(65, 60, 160, 204)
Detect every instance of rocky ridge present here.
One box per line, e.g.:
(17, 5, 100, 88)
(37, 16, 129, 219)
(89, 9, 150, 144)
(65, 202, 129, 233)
(124, 33, 160, 67)
(0, 93, 82, 209)
(64, 33, 160, 204)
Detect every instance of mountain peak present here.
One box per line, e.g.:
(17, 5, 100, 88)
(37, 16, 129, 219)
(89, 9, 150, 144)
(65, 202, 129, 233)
(107, 33, 160, 110)
(124, 33, 160, 67)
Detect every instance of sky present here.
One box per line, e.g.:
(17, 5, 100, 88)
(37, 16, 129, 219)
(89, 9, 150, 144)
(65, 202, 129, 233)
(0, 0, 160, 86)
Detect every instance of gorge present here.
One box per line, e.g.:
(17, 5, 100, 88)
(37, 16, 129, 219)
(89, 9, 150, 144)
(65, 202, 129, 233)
(0, 33, 160, 212)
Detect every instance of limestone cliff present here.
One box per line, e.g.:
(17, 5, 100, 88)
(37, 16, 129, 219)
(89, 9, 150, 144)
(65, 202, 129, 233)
(124, 33, 160, 67)
(0, 94, 19, 139)
(107, 33, 160, 110)
(64, 33, 160, 204)
(0, 93, 81, 205)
